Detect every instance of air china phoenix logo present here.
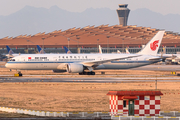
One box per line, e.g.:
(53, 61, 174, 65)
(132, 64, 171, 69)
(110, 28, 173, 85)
(150, 40, 159, 51)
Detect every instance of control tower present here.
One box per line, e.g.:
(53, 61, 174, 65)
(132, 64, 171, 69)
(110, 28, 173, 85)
(116, 4, 130, 26)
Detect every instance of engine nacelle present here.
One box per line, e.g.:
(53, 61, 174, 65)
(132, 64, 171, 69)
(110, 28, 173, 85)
(52, 70, 66, 73)
(66, 63, 84, 73)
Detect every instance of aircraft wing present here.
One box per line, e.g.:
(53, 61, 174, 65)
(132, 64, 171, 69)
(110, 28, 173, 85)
(82, 55, 141, 67)
(147, 56, 170, 61)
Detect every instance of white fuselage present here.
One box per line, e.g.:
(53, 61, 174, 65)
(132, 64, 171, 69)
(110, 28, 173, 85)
(5, 53, 160, 70)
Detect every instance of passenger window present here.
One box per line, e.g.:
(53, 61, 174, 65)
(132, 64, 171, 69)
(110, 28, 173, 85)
(12, 59, 15, 61)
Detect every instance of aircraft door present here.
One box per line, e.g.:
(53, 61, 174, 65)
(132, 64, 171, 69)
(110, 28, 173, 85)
(53, 57, 57, 62)
(98, 56, 102, 61)
(21, 57, 25, 62)
(53, 57, 58, 67)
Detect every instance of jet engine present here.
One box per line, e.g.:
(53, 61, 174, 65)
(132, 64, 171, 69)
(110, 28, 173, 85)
(66, 63, 84, 73)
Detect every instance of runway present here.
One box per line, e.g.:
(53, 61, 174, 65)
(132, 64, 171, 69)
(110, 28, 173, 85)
(1, 76, 180, 83)
(1, 64, 180, 70)
(132, 64, 180, 71)
(0, 64, 180, 83)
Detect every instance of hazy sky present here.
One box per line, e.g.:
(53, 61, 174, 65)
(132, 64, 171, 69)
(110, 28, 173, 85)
(0, 0, 180, 16)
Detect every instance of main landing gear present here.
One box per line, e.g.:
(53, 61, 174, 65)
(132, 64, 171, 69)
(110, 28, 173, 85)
(79, 71, 95, 75)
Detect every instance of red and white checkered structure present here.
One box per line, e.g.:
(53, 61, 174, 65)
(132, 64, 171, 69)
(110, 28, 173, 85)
(107, 91, 163, 116)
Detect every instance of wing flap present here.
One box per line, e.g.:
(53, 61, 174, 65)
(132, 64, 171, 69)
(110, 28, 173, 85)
(147, 56, 170, 61)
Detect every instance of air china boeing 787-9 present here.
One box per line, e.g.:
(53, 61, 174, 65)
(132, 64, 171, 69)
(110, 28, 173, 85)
(5, 31, 165, 75)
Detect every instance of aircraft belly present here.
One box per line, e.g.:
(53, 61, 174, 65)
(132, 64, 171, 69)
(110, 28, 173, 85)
(10, 63, 58, 70)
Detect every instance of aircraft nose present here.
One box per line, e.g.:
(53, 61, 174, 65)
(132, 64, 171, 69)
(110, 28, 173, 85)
(5, 63, 9, 68)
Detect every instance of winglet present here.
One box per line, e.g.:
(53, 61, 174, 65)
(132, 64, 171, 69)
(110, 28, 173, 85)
(63, 46, 72, 54)
(138, 31, 165, 56)
(6, 45, 14, 55)
(36, 45, 46, 54)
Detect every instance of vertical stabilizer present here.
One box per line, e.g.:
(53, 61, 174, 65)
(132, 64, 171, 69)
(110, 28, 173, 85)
(36, 45, 46, 54)
(138, 31, 165, 56)
(117, 50, 121, 54)
(99, 45, 102, 54)
(64, 46, 72, 54)
(126, 48, 130, 54)
(6, 45, 14, 55)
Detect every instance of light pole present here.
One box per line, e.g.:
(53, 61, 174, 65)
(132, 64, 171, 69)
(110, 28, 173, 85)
(24, 39, 31, 53)
(76, 36, 80, 48)
(107, 36, 110, 53)
(97, 39, 99, 52)
(140, 35, 143, 47)
(68, 38, 70, 49)
(143, 38, 146, 48)
(23, 38, 35, 53)
(26, 39, 29, 53)
(122, 38, 124, 53)
(42, 38, 45, 50)
(76, 36, 80, 53)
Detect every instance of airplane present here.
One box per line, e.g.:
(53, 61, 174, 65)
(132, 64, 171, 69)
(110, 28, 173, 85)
(99, 45, 102, 54)
(5, 31, 165, 75)
(125, 48, 130, 54)
(99, 45, 122, 54)
(6, 45, 46, 58)
(117, 50, 121, 54)
(5, 45, 20, 58)
(125, 45, 179, 64)
(36, 45, 46, 54)
(63, 46, 72, 54)
(37, 45, 72, 54)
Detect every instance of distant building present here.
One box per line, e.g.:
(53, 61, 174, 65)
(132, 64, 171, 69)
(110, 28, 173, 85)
(107, 91, 163, 116)
(116, 4, 130, 26)
(0, 25, 180, 54)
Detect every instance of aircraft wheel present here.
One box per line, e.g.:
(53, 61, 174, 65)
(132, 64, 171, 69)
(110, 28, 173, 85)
(90, 72, 95, 75)
(79, 72, 95, 75)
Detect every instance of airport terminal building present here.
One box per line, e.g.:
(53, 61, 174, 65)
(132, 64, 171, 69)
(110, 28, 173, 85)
(0, 25, 180, 54)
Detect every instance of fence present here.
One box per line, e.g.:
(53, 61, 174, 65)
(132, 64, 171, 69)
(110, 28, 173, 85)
(159, 111, 180, 117)
(0, 106, 110, 118)
(111, 111, 180, 120)
(111, 116, 180, 120)
(1, 107, 180, 119)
